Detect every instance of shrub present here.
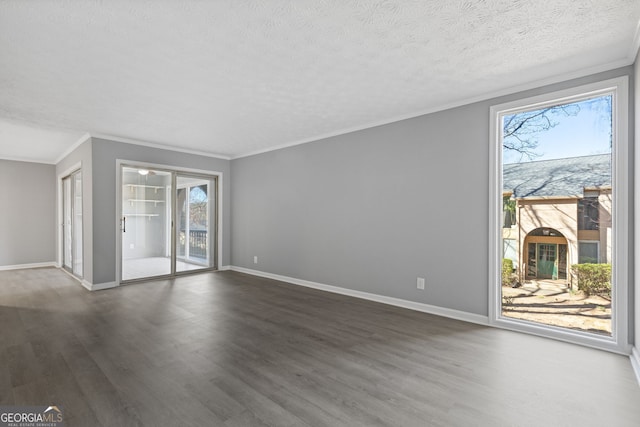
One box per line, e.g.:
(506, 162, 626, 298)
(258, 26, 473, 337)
(502, 258, 516, 286)
(570, 263, 611, 297)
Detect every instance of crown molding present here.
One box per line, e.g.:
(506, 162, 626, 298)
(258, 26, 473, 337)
(628, 19, 640, 63)
(0, 155, 58, 165)
(90, 133, 231, 161)
(53, 132, 91, 164)
(232, 57, 633, 160)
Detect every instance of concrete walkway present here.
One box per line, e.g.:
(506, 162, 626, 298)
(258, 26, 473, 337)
(502, 279, 611, 335)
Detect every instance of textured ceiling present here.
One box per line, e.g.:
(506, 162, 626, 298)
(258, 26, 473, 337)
(1, 1, 639, 162)
(0, 118, 86, 163)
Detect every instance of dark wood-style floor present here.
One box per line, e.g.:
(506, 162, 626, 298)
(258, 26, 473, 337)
(1, 268, 639, 426)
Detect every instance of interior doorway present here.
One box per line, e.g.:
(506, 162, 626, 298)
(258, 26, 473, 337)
(120, 164, 218, 282)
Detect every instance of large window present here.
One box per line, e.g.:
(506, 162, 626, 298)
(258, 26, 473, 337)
(489, 76, 628, 353)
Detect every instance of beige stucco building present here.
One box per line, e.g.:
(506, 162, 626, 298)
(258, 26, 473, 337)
(502, 154, 611, 283)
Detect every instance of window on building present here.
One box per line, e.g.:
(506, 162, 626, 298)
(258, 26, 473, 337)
(578, 197, 599, 230)
(578, 241, 599, 263)
(503, 239, 517, 264)
(503, 196, 516, 228)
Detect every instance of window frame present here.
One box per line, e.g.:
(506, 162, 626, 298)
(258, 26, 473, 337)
(578, 240, 601, 264)
(578, 196, 600, 231)
(488, 76, 629, 355)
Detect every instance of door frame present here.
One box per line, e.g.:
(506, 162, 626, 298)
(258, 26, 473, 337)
(488, 76, 630, 354)
(115, 159, 223, 285)
(536, 243, 558, 279)
(175, 176, 213, 266)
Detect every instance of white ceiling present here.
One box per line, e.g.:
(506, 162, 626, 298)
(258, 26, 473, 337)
(1, 1, 639, 163)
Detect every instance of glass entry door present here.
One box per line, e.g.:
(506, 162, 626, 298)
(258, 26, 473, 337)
(537, 244, 557, 279)
(175, 175, 216, 273)
(121, 166, 172, 281)
(120, 165, 217, 282)
(62, 170, 83, 277)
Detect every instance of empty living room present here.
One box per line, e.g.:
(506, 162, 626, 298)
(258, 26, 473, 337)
(1, 1, 640, 426)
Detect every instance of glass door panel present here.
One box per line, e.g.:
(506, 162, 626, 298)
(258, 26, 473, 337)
(73, 171, 83, 277)
(62, 177, 72, 270)
(62, 170, 83, 278)
(121, 166, 172, 281)
(537, 244, 556, 279)
(175, 175, 216, 273)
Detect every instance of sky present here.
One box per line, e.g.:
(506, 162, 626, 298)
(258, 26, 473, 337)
(502, 95, 612, 164)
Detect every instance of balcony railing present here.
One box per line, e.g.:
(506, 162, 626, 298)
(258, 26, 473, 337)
(179, 229, 207, 259)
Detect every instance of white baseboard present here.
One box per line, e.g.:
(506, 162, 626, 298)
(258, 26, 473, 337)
(56, 267, 118, 291)
(0, 262, 57, 271)
(218, 265, 232, 271)
(631, 347, 640, 387)
(229, 266, 489, 326)
(82, 280, 118, 291)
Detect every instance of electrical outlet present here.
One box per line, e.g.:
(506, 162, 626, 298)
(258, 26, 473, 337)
(253, 256, 258, 264)
(417, 277, 425, 290)
(130, 243, 135, 249)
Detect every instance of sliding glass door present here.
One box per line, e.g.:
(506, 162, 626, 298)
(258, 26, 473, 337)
(176, 174, 216, 273)
(120, 165, 217, 282)
(62, 170, 83, 277)
(121, 166, 172, 281)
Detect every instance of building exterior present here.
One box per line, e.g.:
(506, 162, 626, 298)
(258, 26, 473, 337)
(503, 154, 611, 282)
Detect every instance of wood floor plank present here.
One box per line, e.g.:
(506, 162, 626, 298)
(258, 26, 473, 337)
(213, 372, 312, 427)
(1, 267, 639, 427)
(0, 306, 26, 349)
(86, 350, 183, 426)
(5, 342, 42, 388)
(223, 410, 271, 427)
(12, 377, 52, 407)
(45, 373, 102, 427)
(184, 375, 247, 422)
(0, 350, 14, 406)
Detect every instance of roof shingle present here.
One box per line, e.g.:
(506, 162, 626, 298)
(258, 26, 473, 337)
(503, 154, 611, 198)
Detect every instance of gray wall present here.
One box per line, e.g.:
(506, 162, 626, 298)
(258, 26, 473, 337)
(231, 66, 633, 317)
(91, 138, 231, 285)
(56, 139, 93, 282)
(0, 160, 56, 266)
